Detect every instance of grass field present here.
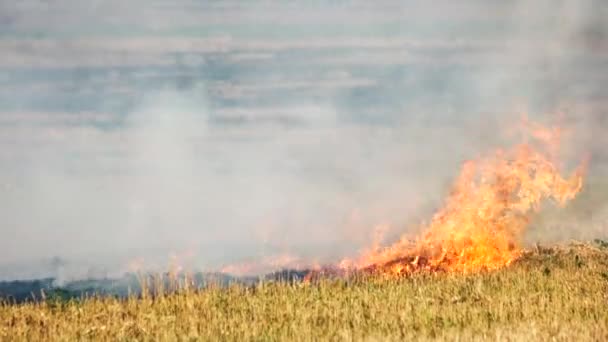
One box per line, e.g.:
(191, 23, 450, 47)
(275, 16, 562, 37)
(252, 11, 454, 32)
(1, 242, 607, 341)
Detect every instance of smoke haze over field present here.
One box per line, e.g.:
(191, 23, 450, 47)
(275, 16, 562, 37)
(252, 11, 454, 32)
(0, 1, 607, 280)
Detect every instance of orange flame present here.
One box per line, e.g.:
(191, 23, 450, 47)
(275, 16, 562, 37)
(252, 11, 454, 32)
(340, 121, 586, 277)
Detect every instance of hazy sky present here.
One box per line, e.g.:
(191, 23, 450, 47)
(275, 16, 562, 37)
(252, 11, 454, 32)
(1, 0, 607, 280)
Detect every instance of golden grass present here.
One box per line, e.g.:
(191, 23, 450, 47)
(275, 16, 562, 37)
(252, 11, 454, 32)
(1, 243, 608, 341)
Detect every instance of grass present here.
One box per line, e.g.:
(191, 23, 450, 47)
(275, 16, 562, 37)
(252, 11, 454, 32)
(1, 242, 608, 341)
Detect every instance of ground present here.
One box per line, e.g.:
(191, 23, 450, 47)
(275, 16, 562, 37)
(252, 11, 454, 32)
(1, 242, 607, 341)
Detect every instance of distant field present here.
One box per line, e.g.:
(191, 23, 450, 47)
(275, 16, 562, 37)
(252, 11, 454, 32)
(1, 243, 607, 341)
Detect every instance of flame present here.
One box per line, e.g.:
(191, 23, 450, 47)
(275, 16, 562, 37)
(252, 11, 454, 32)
(337, 121, 586, 277)
(220, 253, 312, 277)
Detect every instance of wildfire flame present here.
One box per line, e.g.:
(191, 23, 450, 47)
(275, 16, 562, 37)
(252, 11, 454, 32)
(308, 121, 586, 279)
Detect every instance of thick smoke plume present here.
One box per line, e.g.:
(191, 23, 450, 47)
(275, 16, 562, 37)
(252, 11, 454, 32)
(0, 0, 606, 280)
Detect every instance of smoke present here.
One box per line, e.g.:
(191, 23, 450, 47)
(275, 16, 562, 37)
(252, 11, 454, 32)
(0, 0, 607, 280)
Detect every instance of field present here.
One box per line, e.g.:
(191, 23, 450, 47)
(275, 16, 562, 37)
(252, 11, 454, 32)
(1, 242, 607, 341)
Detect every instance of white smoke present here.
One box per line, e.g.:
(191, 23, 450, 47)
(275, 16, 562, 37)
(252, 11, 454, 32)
(0, 0, 606, 280)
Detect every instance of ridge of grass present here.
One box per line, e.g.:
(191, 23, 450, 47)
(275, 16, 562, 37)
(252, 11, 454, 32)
(1, 242, 608, 341)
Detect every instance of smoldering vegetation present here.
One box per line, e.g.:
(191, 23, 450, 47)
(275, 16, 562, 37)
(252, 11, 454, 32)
(0, 269, 310, 304)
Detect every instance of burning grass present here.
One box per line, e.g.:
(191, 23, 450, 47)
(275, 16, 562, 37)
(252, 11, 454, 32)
(314, 121, 587, 279)
(1, 243, 608, 341)
(2, 120, 601, 340)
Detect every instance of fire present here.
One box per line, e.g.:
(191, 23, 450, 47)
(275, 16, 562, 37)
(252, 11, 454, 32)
(330, 121, 587, 277)
(220, 253, 312, 277)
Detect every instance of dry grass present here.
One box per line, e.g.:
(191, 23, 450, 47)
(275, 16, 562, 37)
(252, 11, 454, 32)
(1, 243, 608, 341)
